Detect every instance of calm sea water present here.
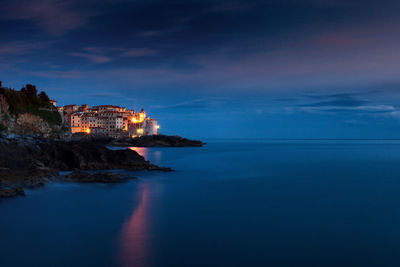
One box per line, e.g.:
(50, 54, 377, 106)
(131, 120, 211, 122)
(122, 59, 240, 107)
(2, 140, 400, 266)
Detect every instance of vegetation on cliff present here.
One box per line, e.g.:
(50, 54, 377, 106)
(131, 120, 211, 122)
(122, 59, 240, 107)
(0, 81, 69, 137)
(0, 81, 61, 125)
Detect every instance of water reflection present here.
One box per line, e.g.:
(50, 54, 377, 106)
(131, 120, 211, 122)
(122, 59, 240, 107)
(129, 147, 163, 165)
(153, 151, 162, 165)
(129, 147, 149, 159)
(119, 183, 150, 267)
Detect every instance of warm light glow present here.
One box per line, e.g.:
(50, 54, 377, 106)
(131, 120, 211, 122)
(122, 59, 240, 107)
(131, 116, 144, 123)
(85, 128, 91, 134)
(137, 128, 143, 134)
(129, 147, 149, 158)
(119, 182, 150, 266)
(156, 125, 160, 129)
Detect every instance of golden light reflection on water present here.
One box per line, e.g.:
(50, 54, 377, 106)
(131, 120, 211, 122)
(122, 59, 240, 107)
(153, 151, 162, 163)
(129, 147, 149, 159)
(119, 184, 150, 267)
(129, 147, 163, 165)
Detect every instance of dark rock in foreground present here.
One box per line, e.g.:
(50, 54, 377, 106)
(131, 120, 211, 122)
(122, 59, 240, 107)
(38, 140, 171, 171)
(0, 187, 25, 198)
(71, 132, 113, 144)
(0, 134, 171, 199)
(111, 134, 205, 147)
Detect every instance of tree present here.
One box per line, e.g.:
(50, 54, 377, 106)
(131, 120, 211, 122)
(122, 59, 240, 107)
(38, 91, 50, 105)
(21, 84, 40, 106)
(21, 84, 38, 97)
(0, 81, 4, 95)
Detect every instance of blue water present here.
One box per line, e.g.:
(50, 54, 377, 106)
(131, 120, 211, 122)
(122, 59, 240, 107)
(2, 140, 400, 266)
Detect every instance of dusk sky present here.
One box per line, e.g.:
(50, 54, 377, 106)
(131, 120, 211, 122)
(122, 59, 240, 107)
(1, 0, 400, 138)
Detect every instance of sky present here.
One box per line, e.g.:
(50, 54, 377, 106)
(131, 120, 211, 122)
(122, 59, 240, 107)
(1, 0, 400, 139)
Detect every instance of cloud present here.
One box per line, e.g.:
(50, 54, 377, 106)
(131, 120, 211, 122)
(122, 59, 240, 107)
(138, 31, 161, 37)
(69, 52, 113, 63)
(297, 93, 396, 114)
(152, 97, 229, 111)
(310, 32, 363, 48)
(121, 48, 158, 57)
(68, 46, 158, 63)
(300, 93, 366, 107)
(1, 0, 91, 35)
(0, 41, 49, 55)
(27, 70, 86, 79)
(299, 105, 395, 113)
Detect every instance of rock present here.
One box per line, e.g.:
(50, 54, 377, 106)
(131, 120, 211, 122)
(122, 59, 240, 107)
(38, 141, 165, 171)
(0, 168, 55, 188)
(110, 134, 205, 147)
(0, 187, 25, 198)
(63, 171, 132, 183)
(0, 136, 171, 198)
(71, 133, 113, 144)
(146, 164, 173, 171)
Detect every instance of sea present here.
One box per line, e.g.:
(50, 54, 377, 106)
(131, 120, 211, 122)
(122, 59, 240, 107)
(1, 140, 400, 266)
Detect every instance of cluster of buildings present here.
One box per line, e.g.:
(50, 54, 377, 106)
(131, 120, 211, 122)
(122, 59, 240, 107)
(58, 104, 159, 138)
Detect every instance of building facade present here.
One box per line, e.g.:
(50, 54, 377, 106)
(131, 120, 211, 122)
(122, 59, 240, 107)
(62, 104, 159, 138)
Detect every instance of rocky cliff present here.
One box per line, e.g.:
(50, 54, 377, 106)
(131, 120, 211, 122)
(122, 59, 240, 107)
(0, 112, 70, 138)
(0, 82, 70, 139)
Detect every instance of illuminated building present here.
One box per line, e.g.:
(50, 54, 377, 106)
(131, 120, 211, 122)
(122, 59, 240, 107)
(62, 104, 159, 138)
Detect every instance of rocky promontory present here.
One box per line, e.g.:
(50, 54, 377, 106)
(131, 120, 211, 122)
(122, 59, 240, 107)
(0, 81, 199, 201)
(110, 134, 205, 147)
(0, 133, 171, 200)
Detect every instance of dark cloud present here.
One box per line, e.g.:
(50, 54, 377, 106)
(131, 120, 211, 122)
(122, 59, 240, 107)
(297, 93, 396, 114)
(0, 0, 93, 35)
(301, 93, 366, 107)
(152, 97, 229, 111)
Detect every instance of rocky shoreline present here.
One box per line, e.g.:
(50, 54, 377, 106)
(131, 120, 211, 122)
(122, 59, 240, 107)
(110, 134, 205, 147)
(0, 133, 171, 201)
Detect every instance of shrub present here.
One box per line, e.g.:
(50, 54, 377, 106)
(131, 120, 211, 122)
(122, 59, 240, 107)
(33, 110, 62, 126)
